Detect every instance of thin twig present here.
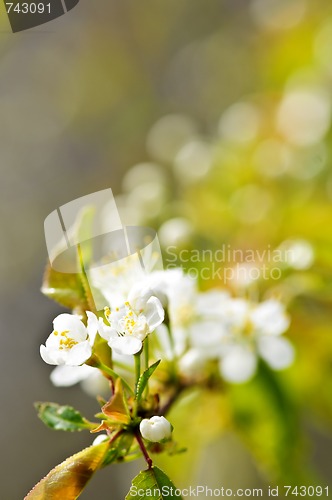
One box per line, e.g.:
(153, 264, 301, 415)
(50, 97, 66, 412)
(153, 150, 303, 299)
(135, 429, 153, 469)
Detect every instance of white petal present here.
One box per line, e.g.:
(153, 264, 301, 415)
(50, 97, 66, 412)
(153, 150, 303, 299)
(144, 296, 165, 331)
(140, 416, 172, 442)
(190, 320, 226, 352)
(109, 336, 142, 355)
(258, 336, 295, 370)
(81, 370, 110, 397)
(219, 346, 257, 383)
(98, 322, 118, 342)
(112, 349, 135, 367)
(53, 313, 87, 341)
(171, 326, 188, 357)
(251, 300, 290, 335)
(221, 298, 249, 330)
(154, 323, 174, 360)
(128, 283, 154, 311)
(110, 306, 127, 329)
(179, 349, 207, 378)
(86, 311, 99, 345)
(65, 340, 92, 366)
(196, 289, 230, 316)
(40, 345, 57, 365)
(45, 332, 60, 349)
(50, 364, 96, 387)
(41, 343, 68, 365)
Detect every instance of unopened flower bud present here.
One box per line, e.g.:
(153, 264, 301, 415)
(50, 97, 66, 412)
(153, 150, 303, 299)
(92, 434, 108, 446)
(140, 416, 172, 442)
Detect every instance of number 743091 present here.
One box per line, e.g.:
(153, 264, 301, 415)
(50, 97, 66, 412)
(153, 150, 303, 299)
(284, 486, 329, 496)
(5, 3, 51, 14)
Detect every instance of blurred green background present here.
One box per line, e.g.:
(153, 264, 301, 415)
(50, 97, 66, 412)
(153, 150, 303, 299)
(1, 0, 332, 498)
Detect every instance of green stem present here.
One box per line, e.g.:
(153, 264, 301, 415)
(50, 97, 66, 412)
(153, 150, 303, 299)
(77, 244, 96, 313)
(91, 358, 134, 396)
(133, 352, 141, 417)
(145, 337, 149, 371)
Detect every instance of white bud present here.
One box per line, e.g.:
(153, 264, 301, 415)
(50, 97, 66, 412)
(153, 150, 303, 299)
(140, 416, 172, 442)
(92, 434, 108, 446)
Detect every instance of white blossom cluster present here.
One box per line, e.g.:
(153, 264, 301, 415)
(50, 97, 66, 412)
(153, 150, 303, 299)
(40, 265, 294, 389)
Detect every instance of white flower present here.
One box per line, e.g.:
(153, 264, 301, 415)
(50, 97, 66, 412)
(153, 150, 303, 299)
(40, 312, 98, 366)
(88, 242, 163, 309)
(142, 269, 196, 310)
(185, 290, 231, 358)
(218, 298, 293, 383)
(100, 286, 165, 355)
(180, 291, 293, 383)
(89, 254, 147, 308)
(219, 298, 250, 331)
(163, 270, 197, 328)
(140, 416, 172, 442)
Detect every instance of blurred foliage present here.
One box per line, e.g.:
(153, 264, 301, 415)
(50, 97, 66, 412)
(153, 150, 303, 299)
(106, 0, 332, 490)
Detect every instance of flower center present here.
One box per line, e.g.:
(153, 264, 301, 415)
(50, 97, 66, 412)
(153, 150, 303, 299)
(105, 303, 148, 339)
(173, 303, 194, 327)
(54, 330, 78, 350)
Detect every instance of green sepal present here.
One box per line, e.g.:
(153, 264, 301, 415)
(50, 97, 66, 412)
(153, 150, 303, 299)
(102, 378, 131, 424)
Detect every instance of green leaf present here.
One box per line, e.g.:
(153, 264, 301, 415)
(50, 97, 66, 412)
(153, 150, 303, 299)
(136, 360, 161, 401)
(35, 403, 94, 432)
(126, 466, 182, 500)
(25, 441, 110, 500)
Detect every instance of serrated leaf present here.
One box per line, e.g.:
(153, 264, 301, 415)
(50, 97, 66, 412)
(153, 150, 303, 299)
(25, 432, 136, 499)
(25, 441, 110, 500)
(35, 403, 94, 432)
(126, 466, 182, 500)
(136, 360, 161, 401)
